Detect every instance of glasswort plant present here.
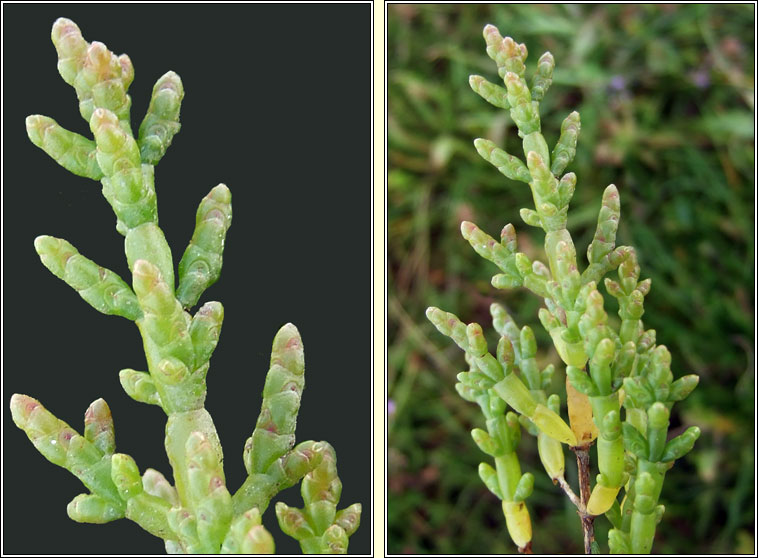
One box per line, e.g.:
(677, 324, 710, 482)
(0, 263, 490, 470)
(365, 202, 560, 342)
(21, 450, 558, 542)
(10, 18, 361, 554)
(426, 24, 700, 554)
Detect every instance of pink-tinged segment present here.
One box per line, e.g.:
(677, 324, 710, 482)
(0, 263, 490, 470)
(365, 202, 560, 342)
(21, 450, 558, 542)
(132, 259, 161, 290)
(51, 18, 85, 56)
(10, 394, 40, 428)
(271, 323, 304, 375)
(460, 220, 477, 238)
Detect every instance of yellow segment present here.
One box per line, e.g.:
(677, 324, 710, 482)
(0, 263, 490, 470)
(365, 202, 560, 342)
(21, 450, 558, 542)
(587, 483, 621, 516)
(503, 500, 532, 548)
(532, 404, 577, 446)
(537, 432, 565, 480)
(566, 376, 598, 445)
(550, 330, 588, 368)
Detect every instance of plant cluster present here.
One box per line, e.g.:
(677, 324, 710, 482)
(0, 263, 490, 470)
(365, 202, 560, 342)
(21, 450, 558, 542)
(426, 24, 701, 554)
(10, 18, 360, 554)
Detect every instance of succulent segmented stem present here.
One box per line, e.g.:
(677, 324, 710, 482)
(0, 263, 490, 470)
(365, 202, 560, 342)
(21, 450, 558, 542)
(426, 22, 700, 554)
(275, 443, 361, 554)
(11, 395, 126, 519)
(14, 16, 360, 554)
(177, 184, 233, 309)
(138, 71, 184, 164)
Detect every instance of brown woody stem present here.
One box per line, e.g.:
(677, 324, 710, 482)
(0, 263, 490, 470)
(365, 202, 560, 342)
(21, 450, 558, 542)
(572, 444, 595, 554)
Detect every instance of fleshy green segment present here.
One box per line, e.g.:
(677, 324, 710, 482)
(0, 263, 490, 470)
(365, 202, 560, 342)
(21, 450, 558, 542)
(91, 108, 158, 235)
(605, 249, 649, 345)
(551, 111, 580, 176)
(25, 115, 103, 179)
(42, 19, 187, 236)
(474, 138, 531, 183)
(111, 453, 175, 540)
(220, 508, 275, 554)
(556, 276, 631, 516)
(494, 374, 577, 446)
(616, 343, 701, 551)
(629, 464, 667, 553)
(184, 432, 233, 551)
(427, 303, 538, 551)
(483, 24, 527, 80)
(275, 443, 362, 554)
(190, 301, 225, 367)
(177, 184, 233, 309)
(531, 52, 554, 102)
(10, 394, 126, 519)
(469, 75, 510, 109)
(587, 185, 620, 267)
(491, 307, 566, 482)
(131, 258, 203, 413)
(585, 392, 624, 516)
(125, 222, 175, 291)
(232, 439, 327, 517)
(34, 235, 142, 320)
(428, 22, 702, 554)
(18, 15, 362, 554)
(609, 340, 699, 553)
(138, 71, 184, 164)
(470, 391, 533, 547)
(67, 493, 123, 524)
(246, 323, 306, 475)
(84, 398, 116, 456)
(460, 221, 551, 299)
(232, 327, 325, 516)
(51, 17, 133, 130)
(426, 306, 574, 446)
(119, 369, 161, 406)
(142, 468, 180, 507)
(582, 185, 632, 286)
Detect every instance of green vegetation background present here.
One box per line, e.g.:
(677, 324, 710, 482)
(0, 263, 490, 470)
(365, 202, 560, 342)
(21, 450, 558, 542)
(387, 4, 754, 554)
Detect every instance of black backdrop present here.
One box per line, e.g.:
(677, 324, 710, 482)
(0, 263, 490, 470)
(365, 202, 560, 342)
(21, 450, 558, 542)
(3, 3, 371, 555)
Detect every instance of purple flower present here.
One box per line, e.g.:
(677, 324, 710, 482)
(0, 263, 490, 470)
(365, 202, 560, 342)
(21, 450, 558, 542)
(388, 399, 396, 417)
(690, 70, 710, 89)
(609, 75, 627, 92)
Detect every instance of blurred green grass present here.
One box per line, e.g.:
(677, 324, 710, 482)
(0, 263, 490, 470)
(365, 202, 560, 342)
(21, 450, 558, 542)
(387, 4, 754, 554)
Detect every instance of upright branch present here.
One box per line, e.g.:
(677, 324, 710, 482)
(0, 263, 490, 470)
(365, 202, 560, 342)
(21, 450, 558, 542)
(12, 17, 360, 555)
(426, 23, 700, 554)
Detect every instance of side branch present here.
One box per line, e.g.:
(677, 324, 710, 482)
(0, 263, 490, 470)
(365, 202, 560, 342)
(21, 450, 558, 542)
(555, 474, 583, 510)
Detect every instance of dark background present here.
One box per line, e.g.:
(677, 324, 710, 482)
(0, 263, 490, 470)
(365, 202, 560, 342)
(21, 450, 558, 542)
(387, 4, 754, 555)
(3, 3, 371, 555)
